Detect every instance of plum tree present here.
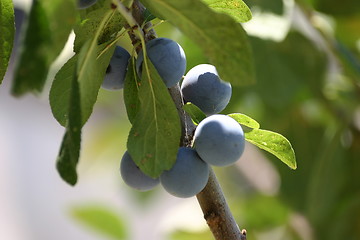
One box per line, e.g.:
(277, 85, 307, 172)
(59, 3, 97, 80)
(102, 46, 130, 91)
(120, 151, 160, 191)
(181, 64, 232, 115)
(194, 115, 245, 167)
(160, 147, 209, 198)
(77, 0, 97, 9)
(136, 38, 186, 87)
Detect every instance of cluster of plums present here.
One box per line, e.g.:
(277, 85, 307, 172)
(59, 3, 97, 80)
(102, 37, 245, 198)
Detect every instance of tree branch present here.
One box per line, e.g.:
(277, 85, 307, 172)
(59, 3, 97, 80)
(122, 1, 247, 239)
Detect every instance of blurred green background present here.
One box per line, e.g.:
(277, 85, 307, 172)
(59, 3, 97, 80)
(1, 0, 360, 239)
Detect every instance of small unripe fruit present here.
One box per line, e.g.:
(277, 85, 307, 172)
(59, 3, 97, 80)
(102, 46, 130, 91)
(136, 38, 186, 87)
(194, 115, 245, 166)
(181, 64, 232, 115)
(120, 151, 160, 191)
(160, 147, 209, 198)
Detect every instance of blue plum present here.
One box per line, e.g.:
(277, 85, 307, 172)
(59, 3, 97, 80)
(102, 46, 130, 91)
(77, 0, 97, 9)
(181, 64, 232, 115)
(136, 38, 186, 88)
(120, 151, 160, 191)
(160, 147, 209, 198)
(194, 115, 245, 167)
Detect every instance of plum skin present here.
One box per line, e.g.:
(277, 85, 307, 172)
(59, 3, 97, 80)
(78, 0, 97, 9)
(194, 115, 245, 167)
(160, 147, 209, 198)
(181, 64, 232, 115)
(136, 38, 186, 88)
(102, 46, 130, 91)
(120, 151, 160, 191)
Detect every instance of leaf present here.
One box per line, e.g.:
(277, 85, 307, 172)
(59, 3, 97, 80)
(74, 0, 125, 53)
(12, 0, 76, 96)
(123, 58, 140, 124)
(182, 102, 206, 125)
(228, 113, 260, 129)
(50, 55, 78, 126)
(56, 62, 81, 185)
(0, 0, 14, 84)
(50, 10, 117, 127)
(245, 128, 297, 169)
(202, 0, 252, 23)
(140, 0, 255, 86)
(77, 40, 115, 126)
(127, 57, 181, 178)
(71, 205, 127, 240)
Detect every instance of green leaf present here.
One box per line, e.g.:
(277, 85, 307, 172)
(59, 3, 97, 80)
(228, 113, 260, 129)
(245, 128, 297, 169)
(71, 205, 127, 240)
(182, 102, 206, 125)
(50, 10, 117, 127)
(123, 58, 140, 124)
(202, 0, 252, 22)
(0, 0, 14, 84)
(12, 0, 76, 96)
(127, 57, 181, 178)
(74, 0, 125, 53)
(140, 0, 255, 86)
(77, 40, 115, 126)
(50, 55, 78, 126)
(56, 62, 81, 185)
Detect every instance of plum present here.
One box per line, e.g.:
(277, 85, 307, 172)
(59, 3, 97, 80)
(136, 38, 186, 88)
(120, 151, 160, 191)
(160, 147, 209, 198)
(181, 64, 231, 115)
(194, 114, 245, 166)
(102, 46, 130, 91)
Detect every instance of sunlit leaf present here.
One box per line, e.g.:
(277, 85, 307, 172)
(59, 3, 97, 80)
(245, 128, 296, 169)
(202, 0, 252, 22)
(74, 0, 125, 53)
(228, 113, 260, 129)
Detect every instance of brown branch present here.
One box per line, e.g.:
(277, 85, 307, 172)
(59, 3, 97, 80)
(197, 169, 247, 240)
(127, 1, 247, 239)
